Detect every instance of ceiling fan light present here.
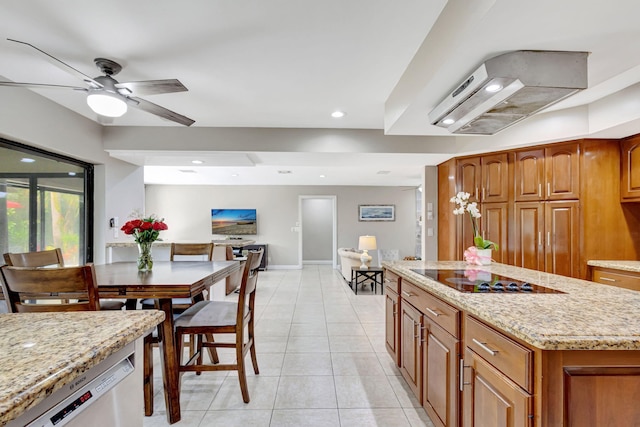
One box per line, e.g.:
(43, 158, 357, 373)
(86, 92, 127, 117)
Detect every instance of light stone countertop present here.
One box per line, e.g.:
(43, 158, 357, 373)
(0, 310, 164, 426)
(587, 260, 640, 273)
(382, 260, 640, 351)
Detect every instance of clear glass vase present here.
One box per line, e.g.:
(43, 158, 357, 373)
(137, 241, 154, 271)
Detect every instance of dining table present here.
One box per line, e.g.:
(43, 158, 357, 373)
(94, 260, 239, 425)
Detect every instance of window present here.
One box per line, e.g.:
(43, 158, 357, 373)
(0, 139, 93, 265)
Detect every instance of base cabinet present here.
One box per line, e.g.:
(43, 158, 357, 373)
(400, 301, 422, 400)
(385, 287, 400, 365)
(463, 347, 532, 427)
(423, 319, 460, 427)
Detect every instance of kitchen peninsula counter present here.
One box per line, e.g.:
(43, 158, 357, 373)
(587, 259, 640, 273)
(383, 260, 640, 351)
(0, 310, 164, 426)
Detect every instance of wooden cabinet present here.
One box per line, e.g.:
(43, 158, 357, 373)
(400, 300, 422, 399)
(621, 135, 640, 201)
(423, 319, 460, 427)
(515, 143, 580, 202)
(481, 202, 509, 264)
(462, 316, 533, 427)
(514, 200, 579, 276)
(481, 153, 510, 203)
(589, 266, 640, 292)
(384, 270, 401, 365)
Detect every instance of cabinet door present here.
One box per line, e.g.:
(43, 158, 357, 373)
(514, 202, 545, 271)
(545, 201, 580, 277)
(458, 157, 482, 202)
(514, 149, 545, 202)
(481, 153, 509, 203)
(423, 320, 459, 427)
(545, 143, 580, 200)
(385, 288, 399, 365)
(400, 301, 422, 401)
(481, 202, 509, 264)
(620, 136, 640, 201)
(462, 348, 533, 427)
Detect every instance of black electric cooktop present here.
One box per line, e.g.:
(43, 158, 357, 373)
(410, 269, 564, 294)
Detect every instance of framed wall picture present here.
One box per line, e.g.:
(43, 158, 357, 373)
(358, 204, 395, 221)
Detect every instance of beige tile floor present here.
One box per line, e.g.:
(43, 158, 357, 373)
(143, 265, 435, 427)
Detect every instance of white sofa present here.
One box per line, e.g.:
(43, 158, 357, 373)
(337, 247, 372, 282)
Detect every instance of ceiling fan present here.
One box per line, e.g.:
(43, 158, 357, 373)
(0, 39, 195, 126)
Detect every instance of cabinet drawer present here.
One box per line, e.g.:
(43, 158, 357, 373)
(384, 269, 400, 294)
(401, 280, 459, 338)
(592, 268, 640, 292)
(465, 316, 533, 393)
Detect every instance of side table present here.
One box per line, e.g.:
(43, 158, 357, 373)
(350, 266, 384, 295)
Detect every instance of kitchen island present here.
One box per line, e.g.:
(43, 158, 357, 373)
(383, 260, 640, 427)
(0, 310, 164, 426)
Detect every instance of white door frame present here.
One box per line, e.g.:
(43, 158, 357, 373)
(298, 195, 337, 269)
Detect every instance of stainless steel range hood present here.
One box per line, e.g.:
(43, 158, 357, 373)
(428, 50, 588, 135)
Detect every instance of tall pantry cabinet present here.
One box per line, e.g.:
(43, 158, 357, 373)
(438, 138, 640, 279)
(513, 143, 580, 277)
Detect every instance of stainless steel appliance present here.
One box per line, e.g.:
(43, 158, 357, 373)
(8, 341, 141, 427)
(411, 269, 563, 294)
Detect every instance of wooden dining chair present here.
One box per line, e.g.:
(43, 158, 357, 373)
(2, 248, 124, 311)
(173, 248, 264, 403)
(141, 242, 214, 415)
(0, 264, 101, 312)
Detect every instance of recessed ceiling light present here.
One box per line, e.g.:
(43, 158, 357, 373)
(178, 169, 197, 173)
(319, 174, 326, 178)
(191, 160, 204, 164)
(278, 170, 293, 174)
(331, 111, 345, 118)
(442, 118, 455, 125)
(231, 173, 239, 177)
(485, 83, 503, 93)
(20, 158, 35, 163)
(68, 172, 76, 176)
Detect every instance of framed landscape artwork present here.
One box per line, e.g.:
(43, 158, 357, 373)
(358, 205, 395, 221)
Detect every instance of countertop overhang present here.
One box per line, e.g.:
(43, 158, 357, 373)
(383, 260, 640, 351)
(0, 310, 164, 426)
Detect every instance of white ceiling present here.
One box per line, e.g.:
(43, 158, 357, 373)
(2, 0, 640, 186)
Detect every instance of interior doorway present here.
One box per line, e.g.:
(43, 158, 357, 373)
(298, 195, 337, 268)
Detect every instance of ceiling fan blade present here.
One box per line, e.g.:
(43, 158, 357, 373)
(0, 81, 87, 91)
(7, 39, 102, 88)
(127, 97, 195, 126)
(115, 79, 188, 96)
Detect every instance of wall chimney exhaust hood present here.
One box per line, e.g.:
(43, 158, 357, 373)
(428, 50, 588, 135)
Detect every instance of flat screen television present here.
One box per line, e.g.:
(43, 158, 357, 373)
(211, 209, 257, 235)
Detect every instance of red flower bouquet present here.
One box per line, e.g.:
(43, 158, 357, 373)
(121, 214, 168, 271)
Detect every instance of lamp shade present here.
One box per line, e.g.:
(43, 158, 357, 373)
(86, 91, 128, 117)
(358, 235, 377, 251)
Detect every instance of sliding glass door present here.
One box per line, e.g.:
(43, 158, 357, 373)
(0, 139, 93, 265)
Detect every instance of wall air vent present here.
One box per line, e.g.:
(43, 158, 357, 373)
(428, 50, 588, 135)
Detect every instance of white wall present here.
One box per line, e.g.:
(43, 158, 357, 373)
(145, 185, 418, 267)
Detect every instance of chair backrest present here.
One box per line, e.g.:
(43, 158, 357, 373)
(377, 248, 400, 266)
(170, 243, 214, 261)
(236, 248, 264, 321)
(0, 264, 100, 312)
(3, 248, 65, 267)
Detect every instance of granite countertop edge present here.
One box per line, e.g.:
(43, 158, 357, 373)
(0, 310, 165, 426)
(587, 260, 640, 273)
(383, 260, 640, 351)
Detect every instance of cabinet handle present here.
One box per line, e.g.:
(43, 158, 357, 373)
(472, 338, 499, 356)
(414, 321, 420, 339)
(599, 277, 617, 282)
(538, 232, 542, 247)
(547, 182, 551, 197)
(420, 325, 427, 343)
(538, 183, 542, 197)
(547, 231, 551, 247)
(425, 307, 441, 317)
(402, 290, 414, 298)
(482, 187, 486, 200)
(459, 359, 465, 391)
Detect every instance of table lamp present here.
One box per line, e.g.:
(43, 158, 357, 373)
(358, 235, 377, 269)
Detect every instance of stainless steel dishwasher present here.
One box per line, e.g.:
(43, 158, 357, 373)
(8, 341, 143, 427)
